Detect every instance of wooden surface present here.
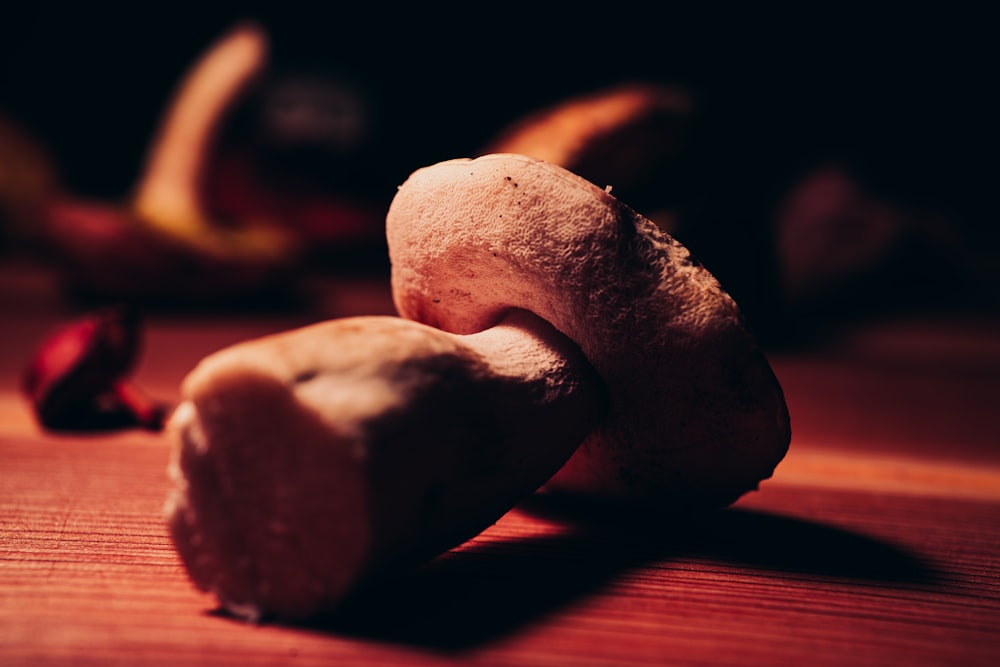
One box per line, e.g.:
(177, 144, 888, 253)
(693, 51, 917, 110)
(2, 259, 999, 666)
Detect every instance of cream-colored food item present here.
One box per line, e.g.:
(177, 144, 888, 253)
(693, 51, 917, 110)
(166, 153, 790, 620)
(388, 153, 790, 507)
(165, 313, 602, 620)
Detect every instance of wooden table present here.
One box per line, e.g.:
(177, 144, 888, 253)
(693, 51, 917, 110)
(2, 259, 999, 666)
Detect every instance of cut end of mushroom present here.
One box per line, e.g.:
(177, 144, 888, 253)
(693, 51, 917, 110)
(164, 314, 603, 620)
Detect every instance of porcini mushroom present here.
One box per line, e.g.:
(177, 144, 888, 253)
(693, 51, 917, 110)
(164, 154, 789, 621)
(165, 313, 603, 620)
(388, 153, 790, 507)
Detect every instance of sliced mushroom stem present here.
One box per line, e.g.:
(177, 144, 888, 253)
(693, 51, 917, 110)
(165, 311, 605, 620)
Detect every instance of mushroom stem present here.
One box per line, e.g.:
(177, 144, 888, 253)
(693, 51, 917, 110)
(165, 311, 605, 620)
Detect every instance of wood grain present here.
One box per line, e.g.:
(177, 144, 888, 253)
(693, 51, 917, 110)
(2, 265, 999, 666)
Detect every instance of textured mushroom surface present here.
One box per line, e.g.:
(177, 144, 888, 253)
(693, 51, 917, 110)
(165, 152, 790, 621)
(165, 313, 602, 620)
(387, 153, 790, 507)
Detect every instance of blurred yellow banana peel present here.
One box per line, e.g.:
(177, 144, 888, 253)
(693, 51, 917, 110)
(129, 21, 302, 269)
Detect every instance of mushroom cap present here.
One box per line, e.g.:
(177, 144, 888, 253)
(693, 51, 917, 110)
(387, 153, 790, 507)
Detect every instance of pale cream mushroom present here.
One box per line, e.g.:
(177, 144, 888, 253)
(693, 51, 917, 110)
(165, 313, 603, 621)
(165, 153, 789, 621)
(388, 153, 790, 507)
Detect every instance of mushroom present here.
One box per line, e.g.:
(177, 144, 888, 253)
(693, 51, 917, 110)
(22, 305, 166, 431)
(388, 154, 790, 507)
(166, 313, 603, 620)
(164, 154, 790, 621)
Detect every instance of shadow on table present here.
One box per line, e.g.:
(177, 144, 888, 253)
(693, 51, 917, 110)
(291, 493, 943, 652)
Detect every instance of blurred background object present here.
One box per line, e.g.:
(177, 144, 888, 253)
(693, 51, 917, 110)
(1, 4, 995, 342)
(0, 113, 60, 251)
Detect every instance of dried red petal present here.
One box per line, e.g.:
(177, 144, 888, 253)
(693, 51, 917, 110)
(22, 305, 165, 432)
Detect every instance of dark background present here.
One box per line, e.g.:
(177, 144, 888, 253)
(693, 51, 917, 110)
(2, 4, 991, 206)
(1, 3, 995, 338)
